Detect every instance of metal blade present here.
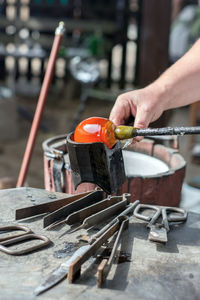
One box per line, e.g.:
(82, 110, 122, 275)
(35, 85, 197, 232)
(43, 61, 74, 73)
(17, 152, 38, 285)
(16, 191, 91, 220)
(51, 194, 126, 229)
(34, 244, 90, 296)
(43, 189, 104, 228)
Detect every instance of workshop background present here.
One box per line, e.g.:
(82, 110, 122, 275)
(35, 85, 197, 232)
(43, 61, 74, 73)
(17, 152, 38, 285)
(0, 0, 200, 211)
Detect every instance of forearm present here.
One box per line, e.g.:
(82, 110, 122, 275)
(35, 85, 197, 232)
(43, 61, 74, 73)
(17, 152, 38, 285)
(152, 38, 200, 111)
(110, 39, 200, 130)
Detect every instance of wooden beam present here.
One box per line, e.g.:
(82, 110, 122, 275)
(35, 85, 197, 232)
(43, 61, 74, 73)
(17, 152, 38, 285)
(137, 0, 172, 87)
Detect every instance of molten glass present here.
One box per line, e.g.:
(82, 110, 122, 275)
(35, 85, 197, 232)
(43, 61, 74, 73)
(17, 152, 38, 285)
(74, 117, 117, 149)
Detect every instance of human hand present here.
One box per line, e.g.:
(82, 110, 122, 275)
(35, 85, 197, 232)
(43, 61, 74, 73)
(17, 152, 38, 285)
(109, 86, 165, 141)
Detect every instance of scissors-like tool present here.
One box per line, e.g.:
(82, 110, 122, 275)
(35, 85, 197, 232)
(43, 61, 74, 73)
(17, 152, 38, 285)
(134, 204, 188, 243)
(0, 224, 51, 255)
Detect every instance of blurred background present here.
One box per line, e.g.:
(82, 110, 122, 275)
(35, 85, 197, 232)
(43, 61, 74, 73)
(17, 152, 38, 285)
(0, 0, 199, 209)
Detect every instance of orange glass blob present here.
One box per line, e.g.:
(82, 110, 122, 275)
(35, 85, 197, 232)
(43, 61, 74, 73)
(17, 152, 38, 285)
(74, 117, 117, 149)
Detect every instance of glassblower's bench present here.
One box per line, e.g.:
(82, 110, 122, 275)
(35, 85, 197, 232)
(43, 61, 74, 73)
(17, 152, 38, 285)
(0, 187, 199, 299)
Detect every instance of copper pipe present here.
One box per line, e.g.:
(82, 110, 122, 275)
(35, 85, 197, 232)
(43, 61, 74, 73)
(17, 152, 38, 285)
(16, 22, 65, 187)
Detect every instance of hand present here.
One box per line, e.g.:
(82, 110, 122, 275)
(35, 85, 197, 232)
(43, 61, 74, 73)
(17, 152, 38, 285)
(109, 86, 165, 130)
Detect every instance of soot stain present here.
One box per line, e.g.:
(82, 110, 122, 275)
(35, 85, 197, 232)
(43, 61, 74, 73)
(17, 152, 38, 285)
(53, 242, 79, 259)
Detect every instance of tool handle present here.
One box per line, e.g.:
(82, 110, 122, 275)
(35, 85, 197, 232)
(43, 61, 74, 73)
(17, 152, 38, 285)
(0, 234, 50, 255)
(133, 204, 158, 222)
(163, 207, 188, 222)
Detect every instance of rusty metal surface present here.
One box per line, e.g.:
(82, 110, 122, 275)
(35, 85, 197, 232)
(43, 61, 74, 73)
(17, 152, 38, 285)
(0, 187, 200, 300)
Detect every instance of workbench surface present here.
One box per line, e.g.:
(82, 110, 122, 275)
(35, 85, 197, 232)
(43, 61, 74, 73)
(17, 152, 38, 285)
(0, 187, 200, 300)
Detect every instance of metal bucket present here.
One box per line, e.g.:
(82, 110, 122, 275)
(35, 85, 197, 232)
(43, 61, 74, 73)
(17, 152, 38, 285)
(43, 135, 186, 206)
(120, 139, 186, 206)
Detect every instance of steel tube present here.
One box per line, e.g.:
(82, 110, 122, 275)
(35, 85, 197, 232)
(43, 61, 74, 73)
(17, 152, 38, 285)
(16, 22, 65, 187)
(115, 125, 200, 140)
(136, 126, 200, 136)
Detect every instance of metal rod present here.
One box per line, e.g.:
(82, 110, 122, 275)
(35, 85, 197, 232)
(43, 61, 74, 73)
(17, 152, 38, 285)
(82, 199, 128, 228)
(136, 126, 200, 136)
(115, 125, 200, 140)
(97, 216, 129, 287)
(16, 22, 65, 187)
(90, 200, 140, 243)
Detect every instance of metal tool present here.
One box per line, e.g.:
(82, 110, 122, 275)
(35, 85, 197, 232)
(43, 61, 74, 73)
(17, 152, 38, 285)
(97, 216, 129, 287)
(90, 200, 140, 243)
(17, 22, 65, 187)
(134, 204, 188, 243)
(34, 244, 91, 296)
(43, 189, 104, 228)
(51, 194, 130, 229)
(115, 125, 200, 140)
(34, 216, 127, 295)
(15, 191, 91, 220)
(34, 201, 137, 294)
(66, 133, 126, 195)
(68, 215, 128, 283)
(0, 224, 51, 255)
(68, 194, 131, 233)
(0, 224, 32, 241)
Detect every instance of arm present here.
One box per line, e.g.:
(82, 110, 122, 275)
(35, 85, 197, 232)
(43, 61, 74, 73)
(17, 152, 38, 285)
(109, 38, 200, 130)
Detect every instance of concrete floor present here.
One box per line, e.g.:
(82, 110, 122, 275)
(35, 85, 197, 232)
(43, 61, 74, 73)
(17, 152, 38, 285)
(0, 80, 199, 212)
